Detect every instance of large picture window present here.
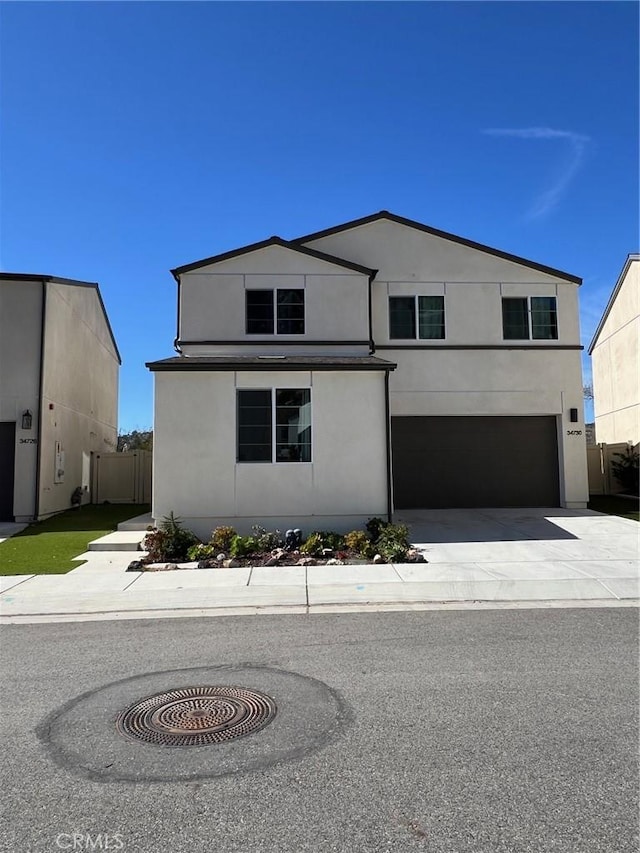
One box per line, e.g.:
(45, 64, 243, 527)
(502, 296, 558, 340)
(246, 289, 305, 335)
(237, 389, 311, 463)
(389, 295, 445, 340)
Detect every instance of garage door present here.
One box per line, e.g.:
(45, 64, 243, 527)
(391, 416, 560, 509)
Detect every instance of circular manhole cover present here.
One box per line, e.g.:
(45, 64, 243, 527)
(116, 686, 277, 747)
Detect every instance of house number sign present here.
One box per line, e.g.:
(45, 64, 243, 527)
(566, 430, 582, 436)
(19, 438, 37, 444)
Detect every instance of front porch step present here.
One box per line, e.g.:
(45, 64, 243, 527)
(117, 512, 154, 532)
(88, 530, 148, 552)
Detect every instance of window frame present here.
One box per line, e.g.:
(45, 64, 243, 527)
(245, 288, 305, 336)
(388, 294, 445, 340)
(237, 387, 312, 464)
(501, 296, 558, 341)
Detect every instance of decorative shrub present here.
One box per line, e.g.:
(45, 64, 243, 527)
(251, 525, 283, 551)
(229, 534, 261, 558)
(611, 446, 639, 494)
(187, 543, 218, 562)
(142, 512, 199, 562)
(375, 523, 410, 562)
(344, 529, 375, 559)
(209, 526, 237, 552)
(300, 531, 345, 556)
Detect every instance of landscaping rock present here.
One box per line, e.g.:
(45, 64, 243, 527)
(271, 548, 286, 560)
(216, 553, 226, 561)
(296, 557, 316, 566)
(321, 548, 334, 558)
(126, 560, 145, 572)
(264, 556, 280, 566)
(223, 558, 241, 568)
(406, 549, 427, 563)
(326, 558, 344, 566)
(373, 554, 384, 564)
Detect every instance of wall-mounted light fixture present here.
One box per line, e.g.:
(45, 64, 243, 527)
(21, 410, 33, 430)
(569, 408, 579, 423)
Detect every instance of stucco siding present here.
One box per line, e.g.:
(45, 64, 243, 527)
(179, 244, 370, 348)
(591, 258, 639, 445)
(38, 283, 119, 517)
(153, 370, 388, 538)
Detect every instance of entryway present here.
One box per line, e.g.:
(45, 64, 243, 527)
(0, 422, 16, 520)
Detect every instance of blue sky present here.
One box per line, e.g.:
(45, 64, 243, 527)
(2, 1, 638, 430)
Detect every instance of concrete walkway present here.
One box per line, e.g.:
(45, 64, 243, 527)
(0, 507, 637, 623)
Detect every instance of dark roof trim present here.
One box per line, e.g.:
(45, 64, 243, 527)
(147, 356, 396, 373)
(376, 344, 584, 351)
(588, 254, 640, 354)
(177, 339, 370, 347)
(171, 236, 376, 279)
(293, 211, 582, 285)
(0, 272, 121, 364)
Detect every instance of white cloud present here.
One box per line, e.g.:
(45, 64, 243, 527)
(483, 127, 590, 218)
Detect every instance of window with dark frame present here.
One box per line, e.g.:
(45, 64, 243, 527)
(246, 289, 304, 335)
(502, 296, 558, 340)
(237, 389, 311, 463)
(389, 295, 445, 340)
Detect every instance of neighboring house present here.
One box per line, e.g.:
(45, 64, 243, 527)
(0, 274, 120, 522)
(588, 254, 639, 445)
(147, 211, 588, 537)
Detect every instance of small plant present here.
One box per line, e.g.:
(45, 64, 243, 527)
(142, 512, 199, 562)
(365, 517, 389, 542)
(300, 531, 345, 556)
(251, 525, 283, 551)
(376, 523, 410, 562)
(209, 526, 237, 552)
(229, 534, 261, 558)
(344, 529, 375, 559)
(187, 543, 218, 562)
(611, 446, 639, 494)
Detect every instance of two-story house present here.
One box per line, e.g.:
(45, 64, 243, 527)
(147, 211, 588, 538)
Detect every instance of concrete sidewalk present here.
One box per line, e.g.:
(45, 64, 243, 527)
(0, 507, 637, 622)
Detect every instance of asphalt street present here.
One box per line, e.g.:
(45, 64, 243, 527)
(1, 608, 638, 853)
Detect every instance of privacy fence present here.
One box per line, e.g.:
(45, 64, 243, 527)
(586, 442, 638, 496)
(91, 450, 152, 505)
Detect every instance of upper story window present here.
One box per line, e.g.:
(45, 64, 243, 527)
(389, 295, 445, 340)
(246, 289, 305, 335)
(502, 296, 558, 340)
(237, 388, 311, 463)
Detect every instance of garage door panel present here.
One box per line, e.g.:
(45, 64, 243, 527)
(391, 416, 560, 509)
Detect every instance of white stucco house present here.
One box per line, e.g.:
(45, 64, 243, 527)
(0, 274, 120, 522)
(588, 254, 639, 445)
(147, 211, 588, 538)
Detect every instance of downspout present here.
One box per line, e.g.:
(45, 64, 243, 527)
(34, 282, 47, 520)
(172, 271, 182, 354)
(384, 369, 392, 522)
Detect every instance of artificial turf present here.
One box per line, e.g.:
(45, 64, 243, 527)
(0, 504, 150, 575)
(588, 494, 640, 523)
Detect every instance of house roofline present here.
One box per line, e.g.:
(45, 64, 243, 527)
(588, 254, 640, 354)
(170, 236, 377, 278)
(293, 210, 583, 285)
(146, 355, 396, 372)
(0, 272, 122, 364)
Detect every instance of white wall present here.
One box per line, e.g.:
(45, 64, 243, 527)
(0, 280, 42, 519)
(38, 283, 119, 518)
(304, 218, 588, 507)
(153, 369, 388, 538)
(591, 259, 639, 445)
(179, 244, 370, 353)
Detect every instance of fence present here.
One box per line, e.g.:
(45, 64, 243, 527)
(91, 450, 152, 504)
(586, 442, 637, 495)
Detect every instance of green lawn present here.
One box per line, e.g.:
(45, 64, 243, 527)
(588, 495, 639, 522)
(0, 504, 150, 575)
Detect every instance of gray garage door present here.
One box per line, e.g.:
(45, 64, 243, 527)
(391, 416, 560, 509)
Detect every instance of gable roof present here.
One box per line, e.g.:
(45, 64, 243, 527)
(0, 272, 121, 364)
(588, 254, 640, 354)
(171, 236, 377, 279)
(294, 210, 582, 285)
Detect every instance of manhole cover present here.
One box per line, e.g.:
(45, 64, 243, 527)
(116, 686, 277, 747)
